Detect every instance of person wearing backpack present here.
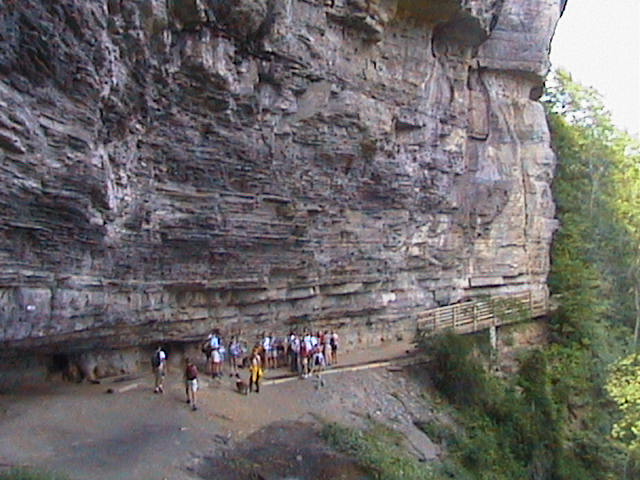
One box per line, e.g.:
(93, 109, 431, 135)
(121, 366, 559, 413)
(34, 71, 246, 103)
(152, 346, 167, 393)
(184, 357, 199, 411)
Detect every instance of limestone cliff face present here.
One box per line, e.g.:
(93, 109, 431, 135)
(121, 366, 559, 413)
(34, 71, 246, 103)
(0, 0, 560, 353)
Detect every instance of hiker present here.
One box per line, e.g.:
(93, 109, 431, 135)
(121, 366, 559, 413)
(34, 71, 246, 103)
(152, 346, 167, 393)
(228, 335, 244, 376)
(330, 330, 339, 364)
(273, 335, 285, 368)
(218, 339, 226, 366)
(211, 347, 222, 378)
(310, 343, 326, 376)
(209, 330, 221, 351)
(288, 331, 300, 373)
(248, 348, 263, 394)
(310, 343, 327, 388)
(323, 330, 332, 366)
(262, 333, 273, 369)
(184, 357, 199, 411)
(201, 338, 213, 374)
(254, 337, 266, 370)
(206, 329, 224, 377)
(300, 336, 311, 378)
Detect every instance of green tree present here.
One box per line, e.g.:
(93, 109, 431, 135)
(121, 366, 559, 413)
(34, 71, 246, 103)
(543, 68, 640, 478)
(606, 353, 640, 475)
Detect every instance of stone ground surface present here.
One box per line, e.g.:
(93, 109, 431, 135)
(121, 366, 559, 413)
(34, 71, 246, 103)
(0, 340, 441, 480)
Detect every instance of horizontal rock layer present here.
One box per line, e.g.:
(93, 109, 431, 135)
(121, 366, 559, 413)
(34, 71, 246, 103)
(0, 0, 561, 354)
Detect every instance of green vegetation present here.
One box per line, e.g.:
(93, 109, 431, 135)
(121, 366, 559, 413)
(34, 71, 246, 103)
(322, 420, 439, 480)
(545, 68, 640, 478)
(606, 353, 640, 472)
(0, 469, 69, 480)
(409, 70, 640, 479)
(419, 333, 567, 479)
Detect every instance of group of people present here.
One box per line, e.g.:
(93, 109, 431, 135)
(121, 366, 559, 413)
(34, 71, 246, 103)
(151, 345, 200, 410)
(202, 329, 340, 378)
(150, 328, 341, 410)
(285, 330, 340, 377)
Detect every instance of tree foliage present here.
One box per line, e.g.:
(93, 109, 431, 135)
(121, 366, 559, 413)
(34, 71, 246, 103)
(544, 68, 640, 477)
(606, 354, 640, 458)
(410, 69, 639, 480)
(546, 69, 640, 336)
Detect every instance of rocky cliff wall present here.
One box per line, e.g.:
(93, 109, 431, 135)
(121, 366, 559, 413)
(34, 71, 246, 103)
(0, 0, 560, 359)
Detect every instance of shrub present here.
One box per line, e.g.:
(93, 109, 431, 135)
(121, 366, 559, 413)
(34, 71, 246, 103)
(421, 331, 492, 408)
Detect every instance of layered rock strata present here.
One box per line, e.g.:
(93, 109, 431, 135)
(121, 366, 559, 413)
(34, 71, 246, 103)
(0, 0, 561, 369)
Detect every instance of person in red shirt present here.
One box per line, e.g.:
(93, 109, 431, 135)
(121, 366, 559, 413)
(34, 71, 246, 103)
(184, 357, 199, 411)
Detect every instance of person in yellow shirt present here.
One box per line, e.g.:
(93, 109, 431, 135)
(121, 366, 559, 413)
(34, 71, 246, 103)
(248, 349, 263, 394)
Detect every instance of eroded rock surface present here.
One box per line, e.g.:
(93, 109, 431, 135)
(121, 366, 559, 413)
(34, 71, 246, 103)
(0, 0, 561, 362)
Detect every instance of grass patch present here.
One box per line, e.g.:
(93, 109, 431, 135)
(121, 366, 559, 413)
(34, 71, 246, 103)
(0, 469, 69, 480)
(322, 420, 439, 480)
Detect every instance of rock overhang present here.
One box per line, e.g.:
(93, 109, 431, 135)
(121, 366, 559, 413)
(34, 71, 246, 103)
(0, 0, 561, 368)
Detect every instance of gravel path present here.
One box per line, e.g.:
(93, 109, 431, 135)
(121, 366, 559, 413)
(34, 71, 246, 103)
(0, 340, 440, 479)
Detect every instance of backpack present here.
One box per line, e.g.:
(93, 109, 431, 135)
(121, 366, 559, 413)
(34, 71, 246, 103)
(186, 364, 198, 380)
(152, 351, 162, 368)
(202, 341, 213, 356)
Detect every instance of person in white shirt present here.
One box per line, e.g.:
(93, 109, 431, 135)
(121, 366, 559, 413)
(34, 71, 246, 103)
(211, 348, 222, 377)
(209, 332, 220, 350)
(152, 346, 167, 393)
(262, 333, 273, 369)
(289, 332, 300, 373)
(330, 331, 339, 364)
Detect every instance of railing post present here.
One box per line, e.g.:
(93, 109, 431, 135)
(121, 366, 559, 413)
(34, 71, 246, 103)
(453, 305, 457, 330)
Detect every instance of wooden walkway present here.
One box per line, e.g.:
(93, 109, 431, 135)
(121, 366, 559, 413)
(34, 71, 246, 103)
(262, 354, 421, 386)
(262, 291, 550, 386)
(416, 291, 549, 335)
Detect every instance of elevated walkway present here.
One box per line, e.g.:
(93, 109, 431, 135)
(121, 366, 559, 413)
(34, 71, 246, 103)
(263, 291, 550, 386)
(416, 291, 549, 335)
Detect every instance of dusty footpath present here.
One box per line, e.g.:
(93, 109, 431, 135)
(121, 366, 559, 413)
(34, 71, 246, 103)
(0, 341, 440, 479)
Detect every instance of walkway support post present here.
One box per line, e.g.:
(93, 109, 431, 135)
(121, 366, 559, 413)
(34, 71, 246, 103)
(489, 324, 498, 368)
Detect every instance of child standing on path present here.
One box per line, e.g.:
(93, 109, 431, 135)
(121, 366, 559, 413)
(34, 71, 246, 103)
(184, 357, 199, 411)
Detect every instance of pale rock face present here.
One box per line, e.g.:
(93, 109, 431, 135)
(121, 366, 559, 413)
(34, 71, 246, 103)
(0, 0, 561, 360)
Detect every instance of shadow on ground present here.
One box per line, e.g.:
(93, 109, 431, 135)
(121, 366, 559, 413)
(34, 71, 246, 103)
(195, 421, 371, 480)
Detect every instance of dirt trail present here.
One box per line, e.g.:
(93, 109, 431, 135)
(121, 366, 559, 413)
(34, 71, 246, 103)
(0, 340, 438, 479)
